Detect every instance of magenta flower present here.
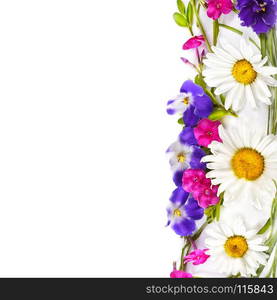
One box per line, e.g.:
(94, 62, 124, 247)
(182, 169, 220, 208)
(193, 119, 222, 147)
(194, 183, 219, 208)
(182, 169, 209, 193)
(207, 0, 233, 20)
(181, 36, 206, 68)
(184, 249, 210, 265)
(182, 35, 205, 50)
(170, 270, 193, 278)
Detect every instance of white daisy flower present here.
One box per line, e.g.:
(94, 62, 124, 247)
(202, 123, 277, 209)
(205, 218, 268, 277)
(203, 36, 277, 111)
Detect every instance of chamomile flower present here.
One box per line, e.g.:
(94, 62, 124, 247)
(202, 123, 277, 209)
(205, 218, 268, 277)
(203, 36, 277, 111)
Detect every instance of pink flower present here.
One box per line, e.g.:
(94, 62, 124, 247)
(182, 36, 206, 68)
(170, 270, 193, 278)
(182, 169, 209, 193)
(182, 169, 220, 208)
(194, 183, 219, 208)
(193, 119, 222, 147)
(207, 0, 233, 20)
(182, 35, 205, 50)
(184, 249, 210, 265)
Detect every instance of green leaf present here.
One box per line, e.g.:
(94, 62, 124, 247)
(194, 75, 206, 89)
(178, 117, 184, 125)
(177, 0, 186, 14)
(186, 2, 193, 25)
(258, 218, 271, 234)
(208, 109, 231, 121)
(215, 193, 224, 221)
(205, 206, 217, 224)
(173, 12, 188, 27)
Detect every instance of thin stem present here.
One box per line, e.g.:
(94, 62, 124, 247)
(179, 238, 189, 270)
(188, 25, 194, 36)
(203, 87, 237, 117)
(196, 48, 201, 65)
(262, 28, 277, 135)
(215, 194, 223, 221)
(219, 94, 225, 105)
(258, 218, 272, 235)
(257, 194, 277, 277)
(213, 20, 219, 46)
(192, 221, 208, 241)
(188, 237, 197, 250)
(260, 33, 267, 57)
(270, 29, 277, 135)
(191, 0, 212, 52)
(218, 23, 260, 50)
(272, 247, 277, 278)
(178, 221, 209, 271)
(260, 33, 271, 135)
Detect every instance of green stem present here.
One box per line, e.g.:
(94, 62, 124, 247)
(266, 28, 277, 135)
(266, 194, 277, 246)
(178, 221, 209, 271)
(191, 0, 212, 52)
(219, 94, 226, 105)
(215, 194, 224, 221)
(188, 25, 194, 36)
(259, 33, 267, 57)
(267, 231, 277, 253)
(218, 23, 260, 50)
(267, 28, 277, 135)
(265, 245, 277, 278)
(179, 238, 189, 270)
(257, 195, 277, 277)
(204, 88, 221, 106)
(192, 221, 208, 241)
(260, 33, 272, 135)
(258, 218, 272, 235)
(213, 20, 219, 46)
(203, 88, 237, 117)
(272, 247, 277, 278)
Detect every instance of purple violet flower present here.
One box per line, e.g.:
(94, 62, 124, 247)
(167, 187, 204, 236)
(167, 140, 206, 173)
(237, 0, 277, 34)
(167, 80, 213, 126)
(190, 147, 206, 169)
(179, 127, 197, 145)
(173, 170, 185, 186)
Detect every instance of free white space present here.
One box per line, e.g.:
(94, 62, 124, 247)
(0, 0, 185, 277)
(0, 0, 272, 277)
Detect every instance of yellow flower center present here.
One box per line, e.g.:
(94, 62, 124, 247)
(183, 97, 189, 105)
(224, 236, 248, 258)
(257, 2, 267, 12)
(177, 153, 186, 163)
(231, 148, 264, 181)
(232, 59, 257, 85)
(173, 209, 182, 217)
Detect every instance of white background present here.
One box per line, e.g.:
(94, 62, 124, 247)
(0, 0, 190, 277)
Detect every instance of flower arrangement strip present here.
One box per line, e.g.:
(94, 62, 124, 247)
(166, 0, 277, 278)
